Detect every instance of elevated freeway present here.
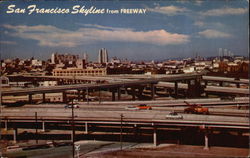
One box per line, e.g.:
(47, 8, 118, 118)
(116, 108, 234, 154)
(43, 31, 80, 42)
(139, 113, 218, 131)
(157, 82, 249, 95)
(204, 86, 249, 95)
(2, 73, 201, 96)
(3, 74, 249, 104)
(2, 105, 249, 133)
(1, 107, 249, 148)
(1, 98, 249, 149)
(2, 102, 249, 117)
(202, 76, 249, 84)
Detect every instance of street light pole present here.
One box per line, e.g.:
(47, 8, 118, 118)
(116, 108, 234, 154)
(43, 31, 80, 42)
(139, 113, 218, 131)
(71, 99, 75, 158)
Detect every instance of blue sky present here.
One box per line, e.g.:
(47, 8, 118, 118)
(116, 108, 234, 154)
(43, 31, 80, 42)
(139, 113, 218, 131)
(0, 0, 248, 61)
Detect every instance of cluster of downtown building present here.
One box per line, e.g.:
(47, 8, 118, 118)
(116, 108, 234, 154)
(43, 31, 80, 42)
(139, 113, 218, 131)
(1, 48, 249, 82)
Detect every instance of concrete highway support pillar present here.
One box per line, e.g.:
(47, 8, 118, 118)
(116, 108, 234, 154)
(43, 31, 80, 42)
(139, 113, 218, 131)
(99, 88, 101, 104)
(13, 127, 18, 143)
(204, 132, 209, 150)
(42, 121, 45, 132)
(153, 127, 157, 146)
(62, 92, 67, 103)
(28, 94, 33, 104)
(71, 130, 74, 142)
(42, 93, 46, 103)
(205, 92, 209, 97)
(174, 82, 178, 98)
(236, 83, 240, 88)
(5, 120, 8, 130)
(187, 80, 191, 97)
(133, 124, 138, 142)
(204, 80, 208, 86)
(132, 87, 136, 101)
(81, 91, 85, 102)
(0, 92, 2, 106)
(117, 87, 121, 100)
(112, 90, 116, 101)
(78, 90, 81, 101)
(86, 88, 89, 104)
(164, 88, 168, 95)
(168, 89, 173, 96)
(85, 122, 88, 134)
(219, 81, 223, 87)
(151, 84, 155, 100)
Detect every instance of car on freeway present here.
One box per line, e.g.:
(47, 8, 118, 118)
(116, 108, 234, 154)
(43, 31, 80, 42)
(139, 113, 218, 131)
(137, 104, 152, 110)
(125, 104, 152, 110)
(165, 111, 183, 119)
(125, 105, 140, 110)
(64, 104, 79, 109)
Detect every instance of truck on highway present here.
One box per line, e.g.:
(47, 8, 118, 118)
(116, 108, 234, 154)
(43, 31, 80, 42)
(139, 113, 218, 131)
(184, 101, 209, 115)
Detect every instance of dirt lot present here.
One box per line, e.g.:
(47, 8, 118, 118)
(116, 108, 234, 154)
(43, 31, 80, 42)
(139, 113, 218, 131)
(90, 144, 249, 158)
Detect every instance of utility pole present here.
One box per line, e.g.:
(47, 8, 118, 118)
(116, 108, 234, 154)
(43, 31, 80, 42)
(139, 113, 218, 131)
(71, 99, 75, 158)
(120, 114, 124, 150)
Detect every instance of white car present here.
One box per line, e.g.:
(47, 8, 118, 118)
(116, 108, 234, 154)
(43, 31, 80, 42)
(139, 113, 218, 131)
(125, 105, 139, 110)
(165, 112, 183, 119)
(64, 104, 79, 109)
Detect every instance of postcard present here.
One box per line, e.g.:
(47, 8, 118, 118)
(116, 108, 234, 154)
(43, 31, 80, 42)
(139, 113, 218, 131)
(0, 0, 249, 157)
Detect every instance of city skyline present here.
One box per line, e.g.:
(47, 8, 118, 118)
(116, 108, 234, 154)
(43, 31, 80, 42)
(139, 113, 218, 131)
(0, 1, 249, 61)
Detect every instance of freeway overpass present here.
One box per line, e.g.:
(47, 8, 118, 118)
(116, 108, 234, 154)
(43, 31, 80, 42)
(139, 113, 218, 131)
(2, 73, 205, 103)
(157, 82, 249, 95)
(202, 76, 249, 84)
(2, 73, 201, 96)
(2, 73, 249, 105)
(1, 107, 249, 149)
(1, 99, 249, 147)
(204, 86, 249, 95)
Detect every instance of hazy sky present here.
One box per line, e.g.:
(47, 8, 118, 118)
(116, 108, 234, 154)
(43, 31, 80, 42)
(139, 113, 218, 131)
(0, 0, 248, 61)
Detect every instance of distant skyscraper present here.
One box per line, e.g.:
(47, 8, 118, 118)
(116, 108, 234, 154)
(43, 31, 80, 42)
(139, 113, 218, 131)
(51, 53, 56, 64)
(224, 49, 227, 56)
(83, 53, 88, 62)
(51, 53, 79, 64)
(98, 48, 108, 63)
(219, 48, 222, 57)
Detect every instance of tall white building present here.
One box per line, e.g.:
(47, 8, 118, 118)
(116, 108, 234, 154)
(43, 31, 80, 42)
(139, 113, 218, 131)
(224, 49, 228, 56)
(98, 48, 108, 63)
(83, 53, 88, 62)
(51, 53, 56, 64)
(218, 48, 223, 57)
